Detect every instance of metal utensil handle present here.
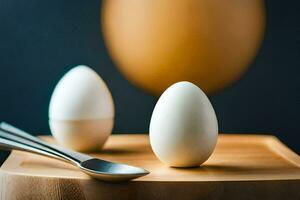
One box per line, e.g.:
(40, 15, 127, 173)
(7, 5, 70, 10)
(0, 137, 64, 160)
(0, 122, 90, 162)
(0, 129, 74, 163)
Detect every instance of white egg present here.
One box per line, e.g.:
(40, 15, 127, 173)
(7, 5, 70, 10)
(49, 65, 114, 151)
(149, 81, 218, 167)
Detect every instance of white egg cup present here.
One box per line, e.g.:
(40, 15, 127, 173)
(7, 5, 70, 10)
(49, 118, 113, 152)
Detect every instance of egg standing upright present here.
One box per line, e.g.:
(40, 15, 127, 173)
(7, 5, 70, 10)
(150, 81, 218, 167)
(49, 65, 114, 152)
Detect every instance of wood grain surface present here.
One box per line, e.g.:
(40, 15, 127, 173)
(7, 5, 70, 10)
(0, 134, 299, 200)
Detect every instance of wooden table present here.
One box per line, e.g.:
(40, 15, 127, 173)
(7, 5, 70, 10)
(0, 134, 299, 200)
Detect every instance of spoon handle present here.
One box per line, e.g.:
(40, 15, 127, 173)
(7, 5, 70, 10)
(0, 122, 91, 163)
(0, 129, 71, 163)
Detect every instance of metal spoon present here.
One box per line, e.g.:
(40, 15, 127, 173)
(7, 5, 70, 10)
(0, 122, 149, 181)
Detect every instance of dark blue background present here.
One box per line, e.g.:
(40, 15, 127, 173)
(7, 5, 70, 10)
(0, 0, 299, 163)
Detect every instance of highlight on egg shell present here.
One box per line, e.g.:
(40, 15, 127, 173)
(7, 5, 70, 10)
(49, 65, 114, 152)
(149, 81, 218, 167)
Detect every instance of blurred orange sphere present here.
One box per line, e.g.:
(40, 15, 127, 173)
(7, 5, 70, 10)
(102, 0, 265, 95)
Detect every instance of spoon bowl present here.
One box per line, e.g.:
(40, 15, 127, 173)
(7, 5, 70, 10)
(80, 158, 149, 181)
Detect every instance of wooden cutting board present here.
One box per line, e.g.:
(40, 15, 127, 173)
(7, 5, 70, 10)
(0, 134, 299, 200)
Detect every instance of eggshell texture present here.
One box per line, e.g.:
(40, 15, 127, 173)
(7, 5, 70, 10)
(49, 66, 114, 120)
(149, 81, 218, 167)
(49, 65, 114, 151)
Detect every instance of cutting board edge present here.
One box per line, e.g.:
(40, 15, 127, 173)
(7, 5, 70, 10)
(0, 168, 300, 183)
(265, 136, 300, 167)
